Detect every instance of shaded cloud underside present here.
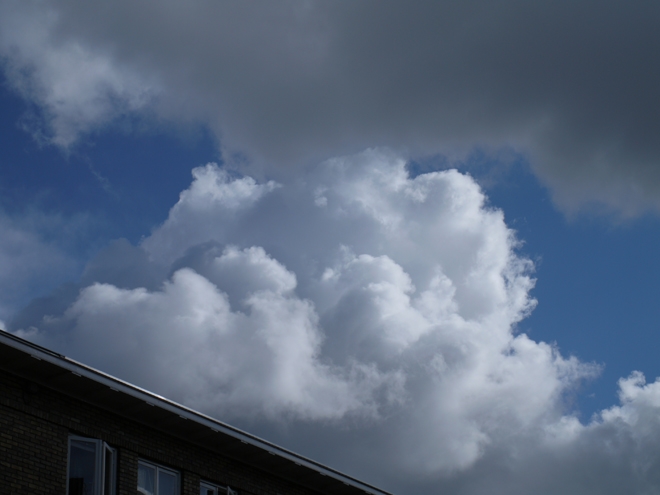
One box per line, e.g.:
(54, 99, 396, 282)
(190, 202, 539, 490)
(2, 1, 660, 213)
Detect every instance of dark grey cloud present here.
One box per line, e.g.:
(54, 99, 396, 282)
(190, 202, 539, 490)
(2, 1, 659, 212)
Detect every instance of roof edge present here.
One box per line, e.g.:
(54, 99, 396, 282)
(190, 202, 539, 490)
(0, 329, 392, 495)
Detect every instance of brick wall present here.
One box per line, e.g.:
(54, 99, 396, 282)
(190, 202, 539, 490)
(0, 370, 324, 495)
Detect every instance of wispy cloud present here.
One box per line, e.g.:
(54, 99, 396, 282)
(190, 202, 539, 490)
(0, 208, 81, 321)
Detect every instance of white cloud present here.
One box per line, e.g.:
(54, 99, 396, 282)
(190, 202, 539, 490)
(2, 1, 660, 213)
(18, 150, 611, 491)
(16, 150, 660, 493)
(142, 165, 280, 265)
(437, 373, 660, 495)
(31, 265, 390, 421)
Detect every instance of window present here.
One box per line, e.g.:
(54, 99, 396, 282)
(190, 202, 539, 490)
(67, 435, 117, 495)
(200, 481, 237, 495)
(138, 460, 180, 495)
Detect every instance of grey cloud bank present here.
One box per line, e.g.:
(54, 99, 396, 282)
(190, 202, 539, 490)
(1, 1, 660, 213)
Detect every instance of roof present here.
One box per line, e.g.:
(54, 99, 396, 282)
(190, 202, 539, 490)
(0, 330, 393, 495)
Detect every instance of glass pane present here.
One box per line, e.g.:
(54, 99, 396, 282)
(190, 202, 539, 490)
(158, 469, 178, 495)
(69, 440, 97, 495)
(137, 463, 155, 495)
(200, 486, 215, 495)
(103, 446, 116, 495)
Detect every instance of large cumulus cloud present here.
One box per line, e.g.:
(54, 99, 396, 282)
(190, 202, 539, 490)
(2, 1, 660, 213)
(11, 150, 631, 493)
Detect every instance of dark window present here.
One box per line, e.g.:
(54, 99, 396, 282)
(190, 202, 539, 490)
(200, 481, 237, 495)
(67, 436, 116, 495)
(138, 460, 180, 495)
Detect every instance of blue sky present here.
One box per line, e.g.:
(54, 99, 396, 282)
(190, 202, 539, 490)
(484, 162, 660, 418)
(2, 2, 660, 494)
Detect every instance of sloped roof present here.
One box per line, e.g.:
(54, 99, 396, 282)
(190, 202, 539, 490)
(0, 330, 392, 495)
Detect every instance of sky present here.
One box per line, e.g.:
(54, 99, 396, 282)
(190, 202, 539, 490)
(1, 2, 660, 494)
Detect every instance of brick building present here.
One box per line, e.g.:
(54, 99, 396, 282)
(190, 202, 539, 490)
(0, 331, 393, 495)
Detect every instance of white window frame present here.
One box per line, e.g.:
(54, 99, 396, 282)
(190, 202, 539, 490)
(138, 459, 180, 495)
(67, 435, 117, 495)
(200, 481, 237, 495)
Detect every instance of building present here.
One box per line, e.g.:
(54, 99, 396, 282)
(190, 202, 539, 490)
(0, 331, 393, 495)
